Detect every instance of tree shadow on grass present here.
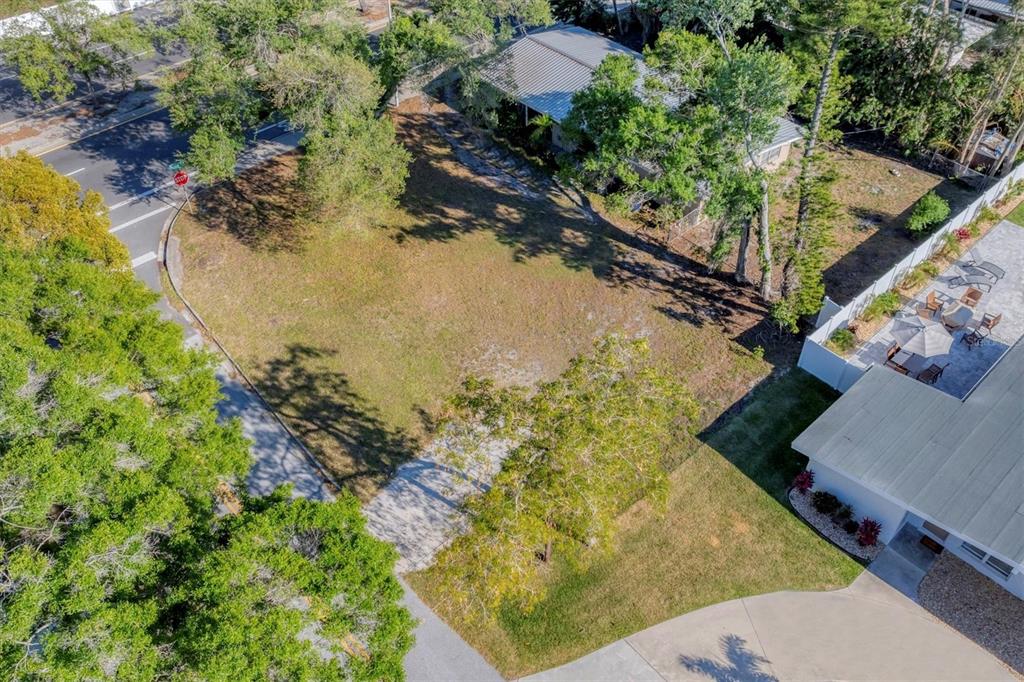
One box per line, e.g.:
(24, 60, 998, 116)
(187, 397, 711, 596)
(193, 154, 313, 254)
(253, 343, 416, 499)
(679, 633, 778, 682)
(392, 109, 794, 365)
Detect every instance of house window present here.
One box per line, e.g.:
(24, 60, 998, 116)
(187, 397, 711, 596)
(923, 521, 949, 541)
(985, 555, 1014, 579)
(961, 540, 987, 561)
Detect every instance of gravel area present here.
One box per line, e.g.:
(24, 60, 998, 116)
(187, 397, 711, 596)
(789, 489, 884, 562)
(919, 552, 1024, 676)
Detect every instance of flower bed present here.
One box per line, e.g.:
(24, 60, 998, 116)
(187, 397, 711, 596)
(789, 487, 884, 562)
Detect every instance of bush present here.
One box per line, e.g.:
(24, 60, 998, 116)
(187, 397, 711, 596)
(977, 205, 1000, 224)
(901, 260, 941, 290)
(843, 519, 860, 535)
(826, 328, 856, 353)
(862, 290, 901, 322)
(832, 504, 854, 525)
(954, 227, 971, 241)
(857, 518, 882, 547)
(811, 490, 842, 516)
(907, 191, 951, 233)
(940, 231, 961, 258)
(793, 470, 815, 494)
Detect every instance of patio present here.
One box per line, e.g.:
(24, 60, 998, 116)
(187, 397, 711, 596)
(851, 221, 1024, 399)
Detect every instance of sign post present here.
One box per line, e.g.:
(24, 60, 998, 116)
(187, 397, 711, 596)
(173, 170, 192, 213)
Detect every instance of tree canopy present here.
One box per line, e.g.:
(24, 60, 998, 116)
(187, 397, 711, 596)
(431, 337, 698, 615)
(0, 170, 414, 678)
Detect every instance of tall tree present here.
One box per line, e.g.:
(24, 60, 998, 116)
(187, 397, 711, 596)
(0, 0, 151, 104)
(429, 0, 553, 41)
(0, 151, 128, 267)
(431, 337, 698, 615)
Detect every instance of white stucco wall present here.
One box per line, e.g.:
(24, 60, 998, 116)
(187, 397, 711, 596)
(807, 459, 908, 545)
(911, 516, 1024, 599)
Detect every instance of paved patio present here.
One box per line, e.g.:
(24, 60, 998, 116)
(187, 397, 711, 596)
(852, 221, 1024, 398)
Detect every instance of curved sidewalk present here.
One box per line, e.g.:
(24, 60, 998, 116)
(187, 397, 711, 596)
(523, 572, 1014, 681)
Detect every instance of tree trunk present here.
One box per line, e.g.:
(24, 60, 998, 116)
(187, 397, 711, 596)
(735, 217, 751, 284)
(782, 29, 842, 298)
(758, 179, 773, 301)
(958, 44, 1022, 167)
(542, 539, 553, 563)
(611, 0, 625, 35)
(989, 113, 1024, 177)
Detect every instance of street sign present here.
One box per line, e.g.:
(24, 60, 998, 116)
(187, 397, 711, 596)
(173, 170, 189, 186)
(168, 160, 184, 171)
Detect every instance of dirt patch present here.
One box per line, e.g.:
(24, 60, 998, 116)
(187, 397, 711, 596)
(919, 552, 1024, 675)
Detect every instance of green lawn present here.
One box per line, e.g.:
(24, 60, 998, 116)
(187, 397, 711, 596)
(174, 108, 775, 500)
(0, 1, 42, 19)
(409, 370, 861, 677)
(1006, 199, 1024, 228)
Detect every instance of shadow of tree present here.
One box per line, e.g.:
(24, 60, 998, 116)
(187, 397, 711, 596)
(679, 633, 778, 682)
(252, 343, 416, 499)
(193, 153, 312, 253)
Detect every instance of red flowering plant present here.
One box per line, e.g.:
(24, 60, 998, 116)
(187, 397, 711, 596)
(954, 227, 971, 241)
(857, 518, 882, 547)
(793, 470, 814, 495)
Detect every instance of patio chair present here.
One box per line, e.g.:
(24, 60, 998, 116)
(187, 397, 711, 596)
(961, 287, 984, 308)
(920, 290, 942, 318)
(964, 250, 1006, 281)
(961, 313, 1001, 349)
(916, 362, 949, 385)
(884, 342, 910, 374)
(948, 274, 993, 292)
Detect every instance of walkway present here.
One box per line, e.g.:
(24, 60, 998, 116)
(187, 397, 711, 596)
(523, 572, 1014, 681)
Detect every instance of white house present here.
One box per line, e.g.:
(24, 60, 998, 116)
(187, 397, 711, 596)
(793, 338, 1024, 598)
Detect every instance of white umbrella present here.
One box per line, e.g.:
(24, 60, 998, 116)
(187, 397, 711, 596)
(891, 317, 953, 357)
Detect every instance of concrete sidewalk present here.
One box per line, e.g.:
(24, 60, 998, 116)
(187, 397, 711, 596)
(523, 572, 1014, 681)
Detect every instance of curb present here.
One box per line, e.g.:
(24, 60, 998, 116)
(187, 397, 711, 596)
(26, 101, 169, 156)
(157, 193, 343, 498)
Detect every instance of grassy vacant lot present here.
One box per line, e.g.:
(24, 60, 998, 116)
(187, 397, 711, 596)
(175, 102, 779, 499)
(409, 370, 860, 677)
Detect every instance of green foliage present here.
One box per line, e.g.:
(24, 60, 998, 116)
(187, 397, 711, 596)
(976, 205, 1000, 224)
(429, 0, 553, 41)
(900, 260, 940, 290)
(0, 178, 413, 678)
(906, 190, 951, 233)
(0, 0, 151, 102)
(0, 151, 128, 267)
(826, 328, 856, 353)
(861, 290, 901, 322)
(940, 230, 962, 257)
(431, 336, 699, 615)
(377, 12, 462, 96)
(171, 491, 414, 681)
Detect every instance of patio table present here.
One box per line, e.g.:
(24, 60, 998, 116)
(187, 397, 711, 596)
(941, 303, 973, 330)
(893, 350, 927, 375)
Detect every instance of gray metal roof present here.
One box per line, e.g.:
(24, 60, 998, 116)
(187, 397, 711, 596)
(793, 340, 1024, 565)
(953, 0, 1022, 19)
(479, 25, 801, 152)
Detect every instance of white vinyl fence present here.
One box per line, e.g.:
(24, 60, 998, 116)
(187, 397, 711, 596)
(798, 161, 1024, 392)
(0, 1, 157, 37)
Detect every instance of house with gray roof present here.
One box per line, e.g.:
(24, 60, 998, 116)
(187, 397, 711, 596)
(478, 24, 802, 170)
(793, 337, 1024, 598)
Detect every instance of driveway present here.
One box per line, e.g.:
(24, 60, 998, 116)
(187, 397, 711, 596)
(523, 572, 1014, 681)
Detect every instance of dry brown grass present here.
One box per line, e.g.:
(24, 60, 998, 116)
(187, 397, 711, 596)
(175, 103, 783, 499)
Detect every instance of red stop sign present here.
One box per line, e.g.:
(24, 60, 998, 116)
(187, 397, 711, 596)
(173, 170, 189, 186)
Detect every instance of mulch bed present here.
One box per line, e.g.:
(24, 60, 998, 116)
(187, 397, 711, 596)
(789, 488, 884, 562)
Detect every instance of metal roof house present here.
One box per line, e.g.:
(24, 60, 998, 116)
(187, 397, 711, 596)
(478, 25, 802, 170)
(793, 338, 1024, 598)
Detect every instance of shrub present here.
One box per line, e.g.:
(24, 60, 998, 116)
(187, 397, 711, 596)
(857, 518, 882, 547)
(977, 205, 1000, 224)
(793, 470, 815, 494)
(827, 328, 856, 353)
(967, 220, 982, 238)
(954, 227, 971, 241)
(832, 504, 854, 525)
(907, 191, 951, 233)
(901, 260, 941, 290)
(940, 231, 961, 258)
(811, 490, 842, 516)
(862, 290, 901, 322)
(843, 519, 860, 535)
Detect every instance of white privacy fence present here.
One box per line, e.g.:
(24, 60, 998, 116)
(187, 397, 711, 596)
(0, 1, 158, 37)
(798, 161, 1024, 392)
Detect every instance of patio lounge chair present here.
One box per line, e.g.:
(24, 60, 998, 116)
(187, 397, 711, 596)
(948, 274, 993, 292)
(916, 362, 949, 385)
(965, 250, 1006, 281)
(961, 287, 984, 308)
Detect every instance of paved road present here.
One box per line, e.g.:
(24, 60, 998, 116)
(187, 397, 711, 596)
(38, 101, 502, 682)
(523, 572, 1014, 681)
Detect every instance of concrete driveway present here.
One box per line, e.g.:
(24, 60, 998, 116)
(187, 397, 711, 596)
(523, 572, 1014, 681)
